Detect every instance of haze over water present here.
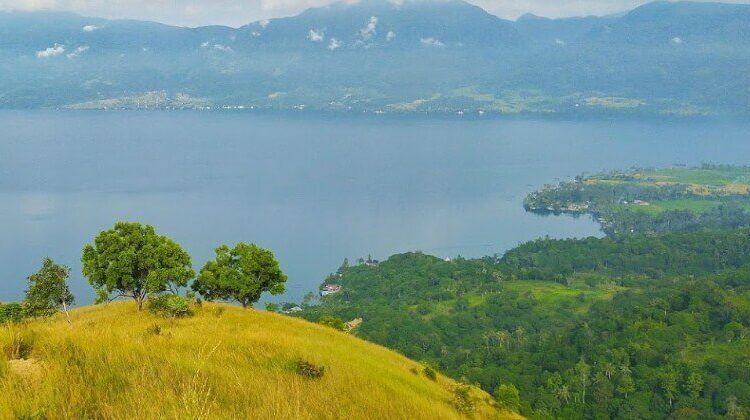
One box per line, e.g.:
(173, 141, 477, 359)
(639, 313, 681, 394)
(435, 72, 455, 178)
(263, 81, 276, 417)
(2, 111, 750, 304)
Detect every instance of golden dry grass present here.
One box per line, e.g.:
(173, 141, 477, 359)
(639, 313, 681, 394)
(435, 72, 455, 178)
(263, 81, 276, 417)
(0, 302, 517, 419)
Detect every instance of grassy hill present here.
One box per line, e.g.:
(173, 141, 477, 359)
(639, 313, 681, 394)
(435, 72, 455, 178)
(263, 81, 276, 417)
(0, 302, 513, 419)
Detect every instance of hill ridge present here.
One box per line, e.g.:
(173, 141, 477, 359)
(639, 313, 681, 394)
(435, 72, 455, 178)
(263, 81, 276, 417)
(0, 301, 513, 418)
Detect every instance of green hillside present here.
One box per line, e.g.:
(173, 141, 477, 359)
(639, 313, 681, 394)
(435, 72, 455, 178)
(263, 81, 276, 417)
(300, 230, 750, 418)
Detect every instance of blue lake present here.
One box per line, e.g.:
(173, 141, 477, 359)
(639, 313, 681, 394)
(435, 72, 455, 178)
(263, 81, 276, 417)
(2, 111, 750, 304)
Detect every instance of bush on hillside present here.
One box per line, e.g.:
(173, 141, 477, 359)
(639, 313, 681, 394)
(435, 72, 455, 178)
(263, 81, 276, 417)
(452, 383, 477, 414)
(423, 365, 437, 381)
(0, 303, 25, 324)
(295, 359, 325, 379)
(2, 328, 35, 359)
(147, 294, 193, 318)
(494, 383, 521, 411)
(318, 315, 345, 331)
(146, 324, 162, 336)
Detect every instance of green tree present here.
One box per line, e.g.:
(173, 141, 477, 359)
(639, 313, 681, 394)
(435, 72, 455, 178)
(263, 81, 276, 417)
(724, 321, 745, 342)
(727, 396, 746, 420)
(25, 258, 75, 322)
(575, 359, 591, 404)
(192, 243, 286, 308)
(494, 383, 521, 411)
(685, 372, 704, 401)
(592, 372, 614, 415)
(319, 315, 345, 331)
(617, 373, 635, 399)
(557, 384, 571, 405)
(0, 303, 25, 323)
(602, 362, 616, 380)
(82, 222, 195, 310)
(660, 369, 679, 407)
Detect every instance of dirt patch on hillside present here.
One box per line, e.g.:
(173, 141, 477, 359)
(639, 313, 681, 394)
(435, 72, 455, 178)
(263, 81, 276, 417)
(8, 358, 42, 380)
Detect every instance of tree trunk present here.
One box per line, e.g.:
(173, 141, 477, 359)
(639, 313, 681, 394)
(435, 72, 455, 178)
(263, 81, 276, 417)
(62, 301, 72, 325)
(136, 296, 144, 311)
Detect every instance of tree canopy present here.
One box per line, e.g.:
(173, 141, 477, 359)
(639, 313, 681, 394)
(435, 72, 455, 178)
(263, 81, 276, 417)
(81, 222, 194, 310)
(192, 243, 286, 308)
(301, 231, 750, 419)
(24, 257, 74, 320)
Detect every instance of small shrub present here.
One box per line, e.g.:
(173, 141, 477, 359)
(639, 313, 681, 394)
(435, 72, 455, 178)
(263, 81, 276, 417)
(452, 383, 477, 415)
(146, 324, 162, 336)
(318, 315, 345, 331)
(2, 329, 35, 359)
(148, 294, 193, 318)
(213, 307, 225, 317)
(494, 383, 521, 411)
(56, 339, 86, 369)
(265, 303, 279, 312)
(409, 367, 419, 375)
(0, 303, 25, 324)
(295, 359, 325, 379)
(423, 365, 437, 381)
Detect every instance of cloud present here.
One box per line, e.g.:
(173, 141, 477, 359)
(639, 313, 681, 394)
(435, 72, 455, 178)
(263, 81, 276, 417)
(420, 37, 444, 48)
(307, 28, 324, 42)
(212, 43, 233, 51)
(259, 19, 270, 28)
(82, 24, 99, 32)
(386, 31, 396, 41)
(359, 16, 377, 40)
(554, 38, 566, 46)
(36, 43, 65, 58)
(671, 36, 683, 45)
(328, 37, 341, 50)
(66, 45, 89, 58)
(201, 42, 233, 51)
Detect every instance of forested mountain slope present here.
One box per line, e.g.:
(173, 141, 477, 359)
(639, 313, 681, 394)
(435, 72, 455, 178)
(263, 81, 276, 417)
(2, 1, 750, 116)
(302, 233, 750, 418)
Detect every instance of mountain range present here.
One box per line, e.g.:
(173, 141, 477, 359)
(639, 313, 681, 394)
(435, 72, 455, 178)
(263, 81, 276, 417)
(1, 0, 750, 116)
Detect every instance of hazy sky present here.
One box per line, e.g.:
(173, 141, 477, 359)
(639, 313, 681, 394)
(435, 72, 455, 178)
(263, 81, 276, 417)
(1, 0, 748, 27)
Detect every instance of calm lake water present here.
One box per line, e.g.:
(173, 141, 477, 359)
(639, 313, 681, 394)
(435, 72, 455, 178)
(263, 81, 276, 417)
(2, 111, 750, 304)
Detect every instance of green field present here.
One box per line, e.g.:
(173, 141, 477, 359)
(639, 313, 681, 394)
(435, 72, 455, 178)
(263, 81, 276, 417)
(502, 280, 624, 315)
(624, 199, 721, 215)
(636, 166, 750, 187)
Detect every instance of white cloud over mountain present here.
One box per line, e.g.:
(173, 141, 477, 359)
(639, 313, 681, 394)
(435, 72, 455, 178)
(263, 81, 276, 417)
(360, 16, 377, 40)
(307, 28, 324, 42)
(66, 45, 89, 58)
(420, 37, 444, 48)
(36, 43, 65, 58)
(328, 37, 342, 50)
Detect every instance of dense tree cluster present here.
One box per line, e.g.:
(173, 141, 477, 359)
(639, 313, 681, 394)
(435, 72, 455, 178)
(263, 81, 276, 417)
(302, 229, 750, 418)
